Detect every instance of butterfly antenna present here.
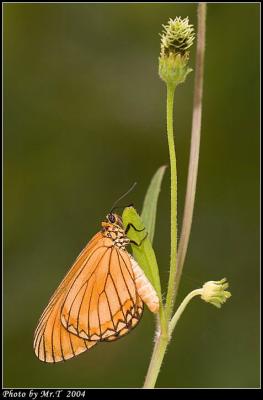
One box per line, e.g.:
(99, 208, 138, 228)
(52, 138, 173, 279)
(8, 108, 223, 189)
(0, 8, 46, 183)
(110, 182, 137, 213)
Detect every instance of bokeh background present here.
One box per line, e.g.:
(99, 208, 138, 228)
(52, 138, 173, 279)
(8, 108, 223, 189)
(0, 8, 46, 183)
(4, 3, 260, 388)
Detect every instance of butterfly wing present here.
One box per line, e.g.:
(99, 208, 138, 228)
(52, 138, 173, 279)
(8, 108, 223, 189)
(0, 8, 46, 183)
(33, 286, 96, 363)
(33, 233, 103, 362)
(61, 246, 144, 341)
(34, 232, 144, 362)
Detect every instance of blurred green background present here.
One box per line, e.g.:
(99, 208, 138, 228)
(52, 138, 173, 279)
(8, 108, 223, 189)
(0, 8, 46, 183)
(4, 3, 260, 388)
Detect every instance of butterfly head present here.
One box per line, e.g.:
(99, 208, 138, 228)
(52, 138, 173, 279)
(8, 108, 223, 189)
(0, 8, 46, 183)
(102, 213, 124, 230)
(101, 213, 128, 248)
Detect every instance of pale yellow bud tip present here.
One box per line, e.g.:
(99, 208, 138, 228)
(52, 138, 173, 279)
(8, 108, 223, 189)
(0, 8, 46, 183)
(201, 278, 231, 308)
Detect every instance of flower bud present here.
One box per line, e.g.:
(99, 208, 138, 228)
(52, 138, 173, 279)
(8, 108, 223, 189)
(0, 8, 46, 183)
(159, 17, 195, 87)
(201, 278, 231, 308)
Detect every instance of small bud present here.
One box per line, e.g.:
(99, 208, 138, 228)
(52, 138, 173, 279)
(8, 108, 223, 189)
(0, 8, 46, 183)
(201, 278, 231, 308)
(159, 17, 195, 87)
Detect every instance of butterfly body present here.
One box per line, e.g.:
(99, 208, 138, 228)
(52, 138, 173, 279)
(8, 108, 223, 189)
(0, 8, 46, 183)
(34, 213, 159, 363)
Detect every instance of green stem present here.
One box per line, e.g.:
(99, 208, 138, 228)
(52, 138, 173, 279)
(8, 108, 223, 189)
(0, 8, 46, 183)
(143, 4, 207, 389)
(143, 289, 202, 388)
(158, 302, 168, 338)
(143, 83, 176, 388)
(143, 334, 169, 388)
(169, 289, 202, 335)
(165, 82, 178, 321)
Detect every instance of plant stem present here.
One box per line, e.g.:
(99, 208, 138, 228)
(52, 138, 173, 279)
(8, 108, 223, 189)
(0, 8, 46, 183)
(165, 82, 178, 322)
(169, 289, 202, 335)
(144, 289, 202, 388)
(143, 82, 176, 388)
(143, 4, 207, 388)
(174, 3, 207, 302)
(158, 302, 168, 338)
(143, 334, 169, 388)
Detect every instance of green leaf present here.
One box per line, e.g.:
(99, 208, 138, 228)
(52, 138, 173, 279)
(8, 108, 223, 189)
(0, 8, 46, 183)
(141, 165, 167, 243)
(122, 206, 162, 300)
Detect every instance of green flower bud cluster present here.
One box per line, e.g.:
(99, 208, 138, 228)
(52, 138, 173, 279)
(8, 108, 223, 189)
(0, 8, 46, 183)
(159, 17, 195, 88)
(160, 17, 195, 57)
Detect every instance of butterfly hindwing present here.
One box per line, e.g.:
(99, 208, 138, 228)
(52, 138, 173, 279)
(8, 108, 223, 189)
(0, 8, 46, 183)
(33, 278, 96, 363)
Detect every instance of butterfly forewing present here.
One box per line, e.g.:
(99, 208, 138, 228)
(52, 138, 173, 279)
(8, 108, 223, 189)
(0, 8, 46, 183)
(61, 246, 143, 341)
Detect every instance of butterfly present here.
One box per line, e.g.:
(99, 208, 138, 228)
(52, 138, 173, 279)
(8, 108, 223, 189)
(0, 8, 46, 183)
(33, 212, 159, 362)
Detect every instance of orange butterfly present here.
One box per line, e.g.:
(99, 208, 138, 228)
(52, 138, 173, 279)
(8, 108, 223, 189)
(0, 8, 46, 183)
(33, 212, 159, 362)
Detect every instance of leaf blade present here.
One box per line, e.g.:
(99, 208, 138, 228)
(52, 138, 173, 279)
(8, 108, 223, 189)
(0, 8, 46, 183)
(122, 206, 161, 299)
(141, 165, 167, 243)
